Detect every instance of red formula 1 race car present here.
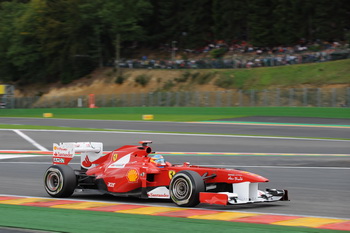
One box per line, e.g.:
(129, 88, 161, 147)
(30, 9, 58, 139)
(44, 141, 289, 207)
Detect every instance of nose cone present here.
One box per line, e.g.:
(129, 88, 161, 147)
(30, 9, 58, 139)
(226, 169, 269, 183)
(241, 171, 269, 182)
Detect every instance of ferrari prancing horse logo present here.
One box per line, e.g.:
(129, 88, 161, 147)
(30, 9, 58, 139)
(168, 170, 176, 179)
(112, 153, 118, 161)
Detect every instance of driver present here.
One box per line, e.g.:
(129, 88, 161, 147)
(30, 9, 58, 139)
(150, 154, 167, 167)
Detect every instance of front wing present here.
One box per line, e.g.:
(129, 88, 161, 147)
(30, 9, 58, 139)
(200, 182, 289, 205)
(146, 181, 289, 206)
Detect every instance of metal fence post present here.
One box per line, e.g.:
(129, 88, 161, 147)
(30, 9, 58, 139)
(194, 92, 199, 107)
(60, 96, 64, 108)
(317, 88, 321, 107)
(216, 91, 221, 107)
(303, 88, 308, 106)
(112, 94, 117, 107)
(130, 93, 135, 106)
(120, 94, 126, 107)
(186, 92, 190, 106)
(166, 92, 170, 106)
(206, 92, 211, 107)
(332, 88, 336, 107)
(250, 89, 255, 106)
(148, 93, 153, 106)
(275, 88, 280, 106)
(101, 95, 106, 107)
(140, 93, 145, 106)
(157, 92, 161, 106)
(289, 88, 294, 107)
(227, 91, 232, 107)
(175, 92, 180, 106)
(238, 90, 242, 106)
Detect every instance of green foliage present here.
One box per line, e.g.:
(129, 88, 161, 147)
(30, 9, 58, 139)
(190, 72, 201, 81)
(0, 0, 151, 85)
(214, 74, 235, 89)
(174, 71, 215, 85)
(212, 1, 248, 42)
(247, 0, 277, 46)
(195, 72, 215, 85)
(115, 75, 125, 84)
(346, 32, 350, 47)
(162, 80, 175, 90)
(175, 72, 191, 83)
(135, 74, 151, 87)
(209, 48, 227, 58)
(308, 44, 323, 52)
(0, 0, 350, 86)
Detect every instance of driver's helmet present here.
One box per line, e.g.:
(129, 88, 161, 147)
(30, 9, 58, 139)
(150, 154, 166, 167)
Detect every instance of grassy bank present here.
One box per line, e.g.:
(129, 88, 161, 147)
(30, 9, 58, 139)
(217, 59, 350, 89)
(8, 59, 350, 99)
(1, 107, 350, 121)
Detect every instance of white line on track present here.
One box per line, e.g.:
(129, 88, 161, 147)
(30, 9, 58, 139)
(0, 128, 348, 142)
(12, 130, 48, 151)
(0, 155, 42, 160)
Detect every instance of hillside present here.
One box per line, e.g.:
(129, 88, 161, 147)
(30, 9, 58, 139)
(15, 59, 350, 98)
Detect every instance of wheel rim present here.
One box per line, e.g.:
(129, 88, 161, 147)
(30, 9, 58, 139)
(45, 168, 63, 195)
(47, 172, 60, 191)
(171, 177, 192, 202)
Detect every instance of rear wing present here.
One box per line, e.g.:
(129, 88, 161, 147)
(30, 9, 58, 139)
(53, 142, 103, 169)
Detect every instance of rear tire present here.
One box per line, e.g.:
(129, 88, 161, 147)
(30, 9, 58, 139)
(169, 170, 205, 207)
(44, 165, 77, 197)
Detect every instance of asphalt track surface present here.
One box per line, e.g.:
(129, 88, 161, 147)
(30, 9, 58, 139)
(1, 116, 350, 139)
(0, 117, 349, 220)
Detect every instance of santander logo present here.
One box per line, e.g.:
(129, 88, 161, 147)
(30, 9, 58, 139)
(148, 193, 169, 198)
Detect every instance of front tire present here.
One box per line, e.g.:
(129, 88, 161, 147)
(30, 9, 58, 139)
(169, 170, 205, 207)
(44, 165, 77, 197)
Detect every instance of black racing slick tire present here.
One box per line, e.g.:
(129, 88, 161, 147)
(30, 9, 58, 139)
(169, 170, 205, 207)
(44, 165, 77, 198)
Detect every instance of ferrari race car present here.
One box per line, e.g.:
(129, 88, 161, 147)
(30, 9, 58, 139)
(44, 141, 289, 207)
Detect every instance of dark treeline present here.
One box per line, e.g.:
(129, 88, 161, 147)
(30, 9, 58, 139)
(0, 0, 349, 85)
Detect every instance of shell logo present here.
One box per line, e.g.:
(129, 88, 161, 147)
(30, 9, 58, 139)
(127, 169, 138, 182)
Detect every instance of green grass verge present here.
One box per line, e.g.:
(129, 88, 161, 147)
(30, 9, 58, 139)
(1, 107, 350, 121)
(0, 204, 346, 233)
(0, 124, 111, 131)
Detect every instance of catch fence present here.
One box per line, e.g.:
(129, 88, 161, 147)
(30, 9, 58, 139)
(5, 88, 350, 109)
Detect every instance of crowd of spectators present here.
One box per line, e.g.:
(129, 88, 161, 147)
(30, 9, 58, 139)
(195, 39, 346, 55)
(117, 39, 349, 70)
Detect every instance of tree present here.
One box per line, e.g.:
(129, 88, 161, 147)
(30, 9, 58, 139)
(0, 1, 38, 83)
(0, 0, 151, 84)
(272, 0, 300, 45)
(212, 0, 249, 42)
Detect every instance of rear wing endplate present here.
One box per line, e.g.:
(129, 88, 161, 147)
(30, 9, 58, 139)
(53, 142, 103, 169)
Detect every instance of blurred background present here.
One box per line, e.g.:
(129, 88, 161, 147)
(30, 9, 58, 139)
(0, 0, 349, 103)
